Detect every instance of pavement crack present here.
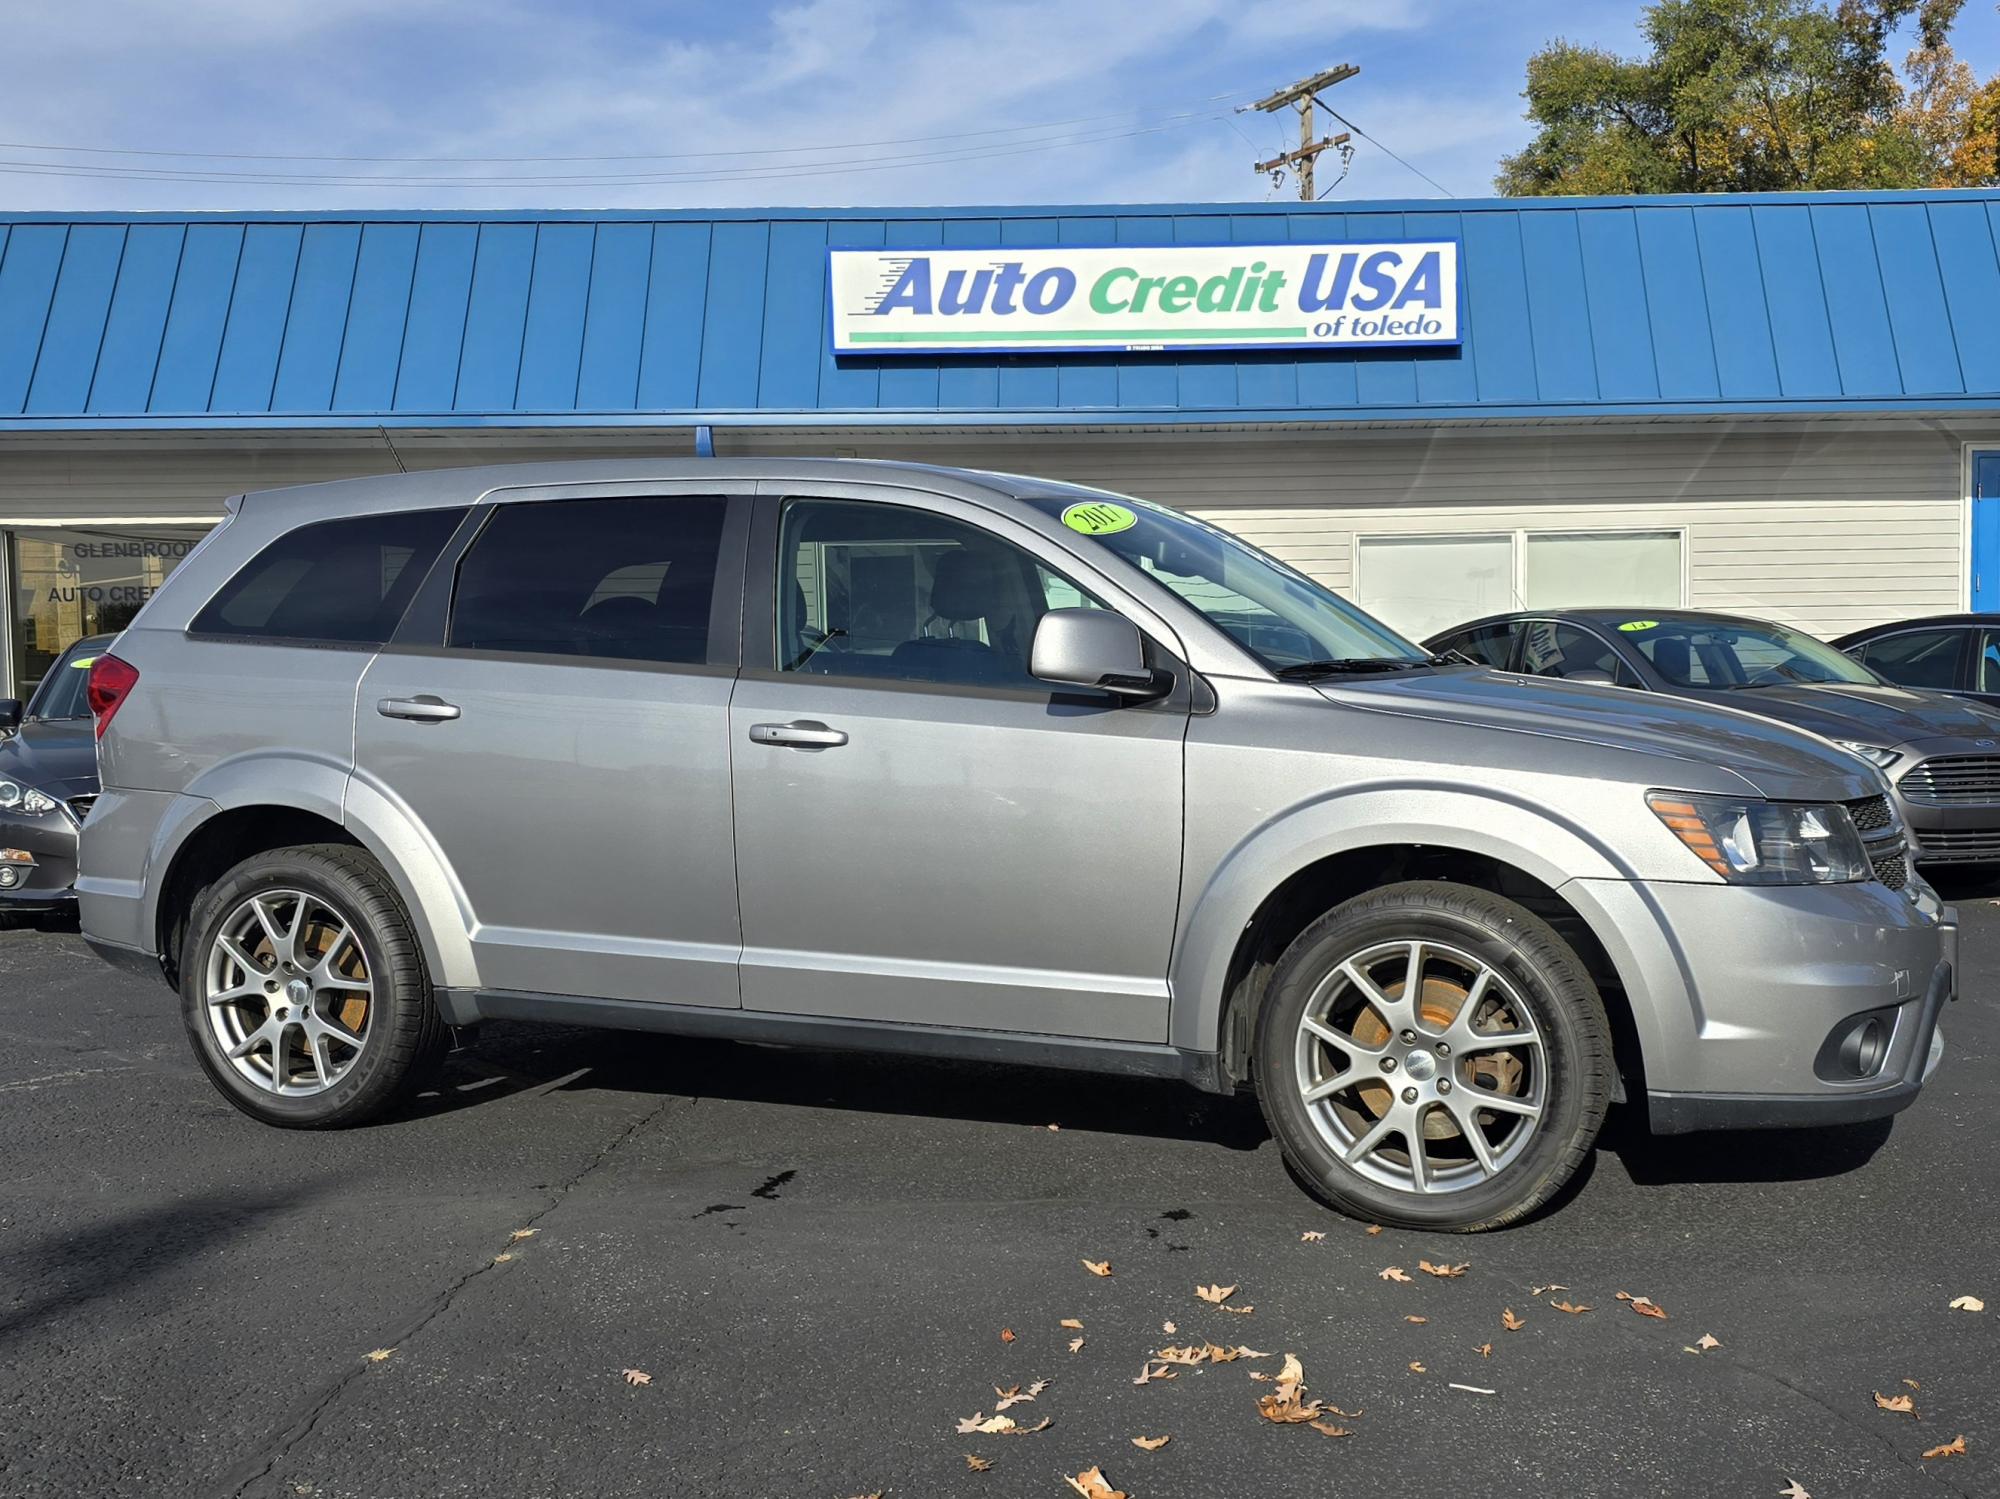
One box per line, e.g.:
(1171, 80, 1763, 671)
(210, 1092, 688, 1499)
(1727, 1360, 1974, 1498)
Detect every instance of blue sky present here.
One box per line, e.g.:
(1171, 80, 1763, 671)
(1, 0, 1995, 211)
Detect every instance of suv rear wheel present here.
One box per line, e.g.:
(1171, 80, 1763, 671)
(1253, 881, 1613, 1232)
(180, 844, 444, 1127)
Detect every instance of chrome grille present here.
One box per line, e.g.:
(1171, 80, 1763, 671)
(1899, 755, 2000, 806)
(67, 793, 97, 823)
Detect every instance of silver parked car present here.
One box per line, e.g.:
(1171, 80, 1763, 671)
(76, 460, 1955, 1232)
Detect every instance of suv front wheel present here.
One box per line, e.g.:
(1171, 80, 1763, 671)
(180, 844, 444, 1127)
(1254, 881, 1613, 1232)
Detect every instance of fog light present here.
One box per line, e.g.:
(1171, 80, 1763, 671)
(0, 868, 19, 888)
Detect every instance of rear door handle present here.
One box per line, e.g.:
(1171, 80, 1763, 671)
(377, 695, 461, 723)
(748, 720, 848, 748)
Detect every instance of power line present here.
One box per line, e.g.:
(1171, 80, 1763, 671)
(1317, 104, 1458, 198)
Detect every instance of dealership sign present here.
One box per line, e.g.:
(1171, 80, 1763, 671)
(827, 241, 1459, 355)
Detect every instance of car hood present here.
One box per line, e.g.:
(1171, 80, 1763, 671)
(1674, 680, 2000, 750)
(1314, 667, 1881, 801)
(0, 719, 100, 800)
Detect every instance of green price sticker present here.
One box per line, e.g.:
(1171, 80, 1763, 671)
(68, 656, 97, 669)
(1061, 502, 1137, 536)
(1617, 620, 1659, 633)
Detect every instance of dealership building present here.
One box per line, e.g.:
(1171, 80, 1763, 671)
(1, 189, 1998, 699)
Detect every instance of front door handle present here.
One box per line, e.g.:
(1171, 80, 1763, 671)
(377, 695, 461, 723)
(748, 720, 848, 748)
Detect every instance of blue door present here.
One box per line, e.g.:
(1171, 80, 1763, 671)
(1975, 454, 2000, 610)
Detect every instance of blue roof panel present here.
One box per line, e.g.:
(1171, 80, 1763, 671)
(2, 191, 1996, 427)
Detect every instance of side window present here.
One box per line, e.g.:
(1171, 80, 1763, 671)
(192, 507, 467, 644)
(1978, 631, 2000, 693)
(777, 498, 1099, 688)
(1858, 629, 1963, 691)
(1439, 621, 1518, 668)
(1520, 621, 1636, 684)
(449, 495, 727, 665)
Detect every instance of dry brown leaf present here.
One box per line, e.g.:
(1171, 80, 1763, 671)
(1379, 1266, 1412, 1283)
(1530, 1283, 1569, 1297)
(1064, 1467, 1127, 1499)
(1903, 1379, 1921, 1391)
(1696, 1333, 1721, 1351)
(964, 1454, 992, 1473)
(1614, 1291, 1669, 1320)
(1161, 1320, 1177, 1334)
(492, 1252, 514, 1264)
(1202, 1343, 1271, 1363)
(1408, 1361, 1427, 1374)
(999, 1328, 1016, 1343)
(1949, 1294, 1985, 1312)
(1131, 1435, 1171, 1451)
(363, 1348, 394, 1363)
(1069, 1337, 1086, 1354)
(1365, 1224, 1383, 1236)
(1404, 1315, 1428, 1324)
(509, 1228, 538, 1241)
(1300, 1231, 1326, 1242)
(1155, 1345, 1207, 1365)
(1132, 1361, 1177, 1385)
(1046, 1123, 1060, 1131)
(1419, 1260, 1469, 1278)
(1310, 1420, 1353, 1438)
(1255, 1352, 1329, 1425)
(1060, 1318, 1085, 1329)
(1551, 1300, 1591, 1315)
(1872, 1392, 1916, 1416)
(1778, 1483, 1811, 1499)
(1221, 1304, 1255, 1314)
(1195, 1283, 1238, 1304)
(1475, 1342, 1493, 1357)
(621, 1368, 651, 1386)
(1501, 1308, 1525, 1331)
(1082, 1259, 1113, 1277)
(993, 1379, 1048, 1411)
(1923, 1435, 1967, 1460)
(958, 1413, 1015, 1434)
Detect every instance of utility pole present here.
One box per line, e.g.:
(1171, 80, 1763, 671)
(1248, 64, 1357, 201)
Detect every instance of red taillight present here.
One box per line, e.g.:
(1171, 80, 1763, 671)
(87, 654, 140, 740)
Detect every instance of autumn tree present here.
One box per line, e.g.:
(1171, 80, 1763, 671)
(1496, 0, 1999, 194)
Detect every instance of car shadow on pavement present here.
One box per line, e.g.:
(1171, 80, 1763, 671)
(1600, 1105, 1894, 1186)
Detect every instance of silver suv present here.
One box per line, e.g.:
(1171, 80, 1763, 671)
(77, 460, 1955, 1232)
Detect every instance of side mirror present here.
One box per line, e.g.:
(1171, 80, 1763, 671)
(1031, 609, 1167, 699)
(0, 699, 19, 734)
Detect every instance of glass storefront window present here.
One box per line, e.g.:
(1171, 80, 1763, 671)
(8, 526, 213, 698)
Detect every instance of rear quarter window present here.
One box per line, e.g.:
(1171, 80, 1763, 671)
(191, 508, 467, 645)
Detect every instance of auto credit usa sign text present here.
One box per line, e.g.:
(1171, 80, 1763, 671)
(827, 241, 1460, 355)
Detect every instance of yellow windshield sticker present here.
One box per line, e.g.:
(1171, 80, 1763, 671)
(1616, 620, 1658, 633)
(1061, 501, 1137, 536)
(68, 656, 97, 669)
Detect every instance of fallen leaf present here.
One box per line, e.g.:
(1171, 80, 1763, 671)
(964, 1454, 992, 1472)
(1255, 1352, 1328, 1424)
(1131, 1435, 1170, 1451)
(1903, 1379, 1921, 1391)
(1419, 1260, 1469, 1278)
(1082, 1260, 1113, 1277)
(492, 1252, 513, 1264)
(1475, 1342, 1494, 1357)
(1196, 1283, 1238, 1304)
(1873, 1392, 1916, 1416)
(622, 1369, 651, 1386)
(363, 1348, 394, 1363)
(1069, 1337, 1086, 1354)
(1379, 1266, 1412, 1283)
(1778, 1482, 1811, 1499)
(993, 1380, 1048, 1411)
(1047, 1123, 1061, 1132)
(1923, 1435, 1967, 1460)
(1614, 1291, 1669, 1320)
(1502, 1309, 1525, 1332)
(1064, 1467, 1127, 1499)
(1366, 1224, 1383, 1236)
(1949, 1295, 1985, 1312)
(1551, 1300, 1591, 1315)
(1697, 1333, 1721, 1351)
(1204, 1343, 1271, 1363)
(1132, 1361, 1177, 1385)
(1161, 1321, 1177, 1334)
(1405, 1315, 1428, 1325)
(1408, 1361, 1427, 1373)
(1060, 1318, 1085, 1329)
(509, 1228, 538, 1242)
(1155, 1345, 1207, 1365)
(1530, 1283, 1569, 1297)
(1300, 1231, 1326, 1242)
(999, 1328, 1016, 1343)
(1221, 1304, 1255, 1314)
(1309, 1421, 1353, 1438)
(958, 1413, 1015, 1435)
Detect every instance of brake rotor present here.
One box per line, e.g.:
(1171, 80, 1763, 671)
(1348, 972, 1526, 1139)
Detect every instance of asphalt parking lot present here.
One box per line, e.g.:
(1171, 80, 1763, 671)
(2, 891, 1996, 1499)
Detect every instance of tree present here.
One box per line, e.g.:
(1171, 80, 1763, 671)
(1495, 0, 1998, 194)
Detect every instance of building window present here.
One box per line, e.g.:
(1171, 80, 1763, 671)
(7, 525, 212, 698)
(1355, 528, 1684, 640)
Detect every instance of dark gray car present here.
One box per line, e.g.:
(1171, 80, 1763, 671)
(1428, 608, 2000, 866)
(0, 634, 113, 914)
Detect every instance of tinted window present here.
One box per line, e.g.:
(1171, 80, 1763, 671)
(27, 639, 108, 719)
(1520, 621, 1637, 685)
(1858, 629, 1963, 691)
(194, 508, 466, 644)
(778, 498, 1101, 689)
(1438, 621, 1518, 668)
(449, 496, 727, 665)
(1979, 631, 2000, 693)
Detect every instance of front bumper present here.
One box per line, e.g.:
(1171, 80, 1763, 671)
(1565, 874, 1955, 1134)
(0, 803, 81, 912)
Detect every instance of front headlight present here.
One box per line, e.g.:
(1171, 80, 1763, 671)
(1835, 741, 1901, 771)
(1647, 791, 1870, 884)
(0, 780, 60, 817)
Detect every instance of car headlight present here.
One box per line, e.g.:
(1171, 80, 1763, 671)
(1835, 741, 1901, 771)
(1647, 791, 1870, 884)
(0, 780, 60, 817)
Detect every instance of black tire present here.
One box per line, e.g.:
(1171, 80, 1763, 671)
(180, 843, 444, 1128)
(1253, 880, 1613, 1232)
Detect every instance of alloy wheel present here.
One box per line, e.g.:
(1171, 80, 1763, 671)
(203, 889, 374, 1097)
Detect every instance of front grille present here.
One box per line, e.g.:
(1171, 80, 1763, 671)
(1846, 796, 1907, 888)
(1870, 852, 1909, 890)
(1847, 794, 1894, 833)
(66, 794, 96, 824)
(1913, 827, 2000, 862)
(1900, 755, 2000, 805)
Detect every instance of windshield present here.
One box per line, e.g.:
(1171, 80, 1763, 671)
(27, 642, 105, 720)
(1620, 618, 1881, 690)
(1023, 494, 1426, 671)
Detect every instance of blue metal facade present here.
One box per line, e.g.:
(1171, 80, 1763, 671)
(0, 192, 1997, 429)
